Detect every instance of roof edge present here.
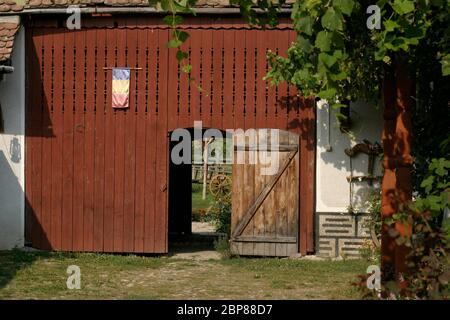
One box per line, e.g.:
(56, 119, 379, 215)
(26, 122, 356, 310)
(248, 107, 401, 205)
(1, 6, 292, 15)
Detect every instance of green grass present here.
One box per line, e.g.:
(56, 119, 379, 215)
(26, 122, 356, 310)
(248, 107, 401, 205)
(192, 182, 215, 221)
(0, 249, 370, 300)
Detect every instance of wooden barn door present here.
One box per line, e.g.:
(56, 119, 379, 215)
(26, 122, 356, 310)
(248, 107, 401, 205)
(25, 26, 169, 253)
(231, 129, 299, 257)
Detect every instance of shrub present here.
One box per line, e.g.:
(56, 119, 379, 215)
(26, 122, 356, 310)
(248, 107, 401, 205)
(192, 208, 209, 222)
(356, 158, 450, 299)
(214, 236, 232, 259)
(209, 198, 232, 236)
(383, 158, 450, 299)
(359, 191, 382, 262)
(359, 239, 380, 263)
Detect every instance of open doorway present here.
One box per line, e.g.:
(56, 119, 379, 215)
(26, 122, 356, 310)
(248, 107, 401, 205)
(168, 128, 232, 256)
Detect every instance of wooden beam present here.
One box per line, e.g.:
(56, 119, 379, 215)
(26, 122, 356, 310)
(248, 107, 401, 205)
(234, 145, 298, 152)
(234, 236, 297, 243)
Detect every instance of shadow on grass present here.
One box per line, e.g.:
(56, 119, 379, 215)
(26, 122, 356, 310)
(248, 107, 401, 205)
(0, 249, 73, 290)
(0, 249, 42, 289)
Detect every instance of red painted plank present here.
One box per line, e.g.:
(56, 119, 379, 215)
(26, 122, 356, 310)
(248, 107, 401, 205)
(144, 29, 158, 252)
(200, 29, 212, 128)
(287, 30, 300, 134)
(134, 27, 148, 253)
(147, 29, 158, 116)
(167, 36, 179, 132)
(123, 25, 137, 252)
(222, 29, 234, 130)
(113, 27, 126, 252)
(234, 29, 245, 130)
(244, 29, 257, 131)
(72, 30, 86, 251)
(211, 29, 223, 130)
(93, 28, 106, 252)
(178, 38, 190, 129)
(41, 29, 53, 250)
(154, 29, 169, 253)
(276, 30, 290, 131)
(306, 98, 316, 253)
(189, 29, 202, 125)
(256, 30, 267, 130)
(103, 29, 116, 252)
(144, 112, 157, 252)
(83, 28, 96, 251)
(299, 116, 308, 254)
(266, 30, 278, 129)
(50, 30, 64, 250)
(61, 30, 75, 251)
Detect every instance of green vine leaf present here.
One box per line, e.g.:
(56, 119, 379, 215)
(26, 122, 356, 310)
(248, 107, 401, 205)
(321, 7, 343, 31)
(333, 0, 355, 16)
(173, 30, 190, 43)
(391, 0, 415, 15)
(315, 31, 332, 52)
(319, 52, 338, 68)
(421, 176, 435, 194)
(384, 20, 400, 32)
(163, 14, 183, 27)
(167, 39, 183, 48)
(318, 88, 337, 100)
(296, 16, 313, 35)
(182, 64, 192, 74)
(297, 35, 313, 53)
(176, 50, 189, 61)
(441, 54, 450, 76)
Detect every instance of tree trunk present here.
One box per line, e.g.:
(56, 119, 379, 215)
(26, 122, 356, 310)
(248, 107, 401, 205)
(381, 57, 414, 287)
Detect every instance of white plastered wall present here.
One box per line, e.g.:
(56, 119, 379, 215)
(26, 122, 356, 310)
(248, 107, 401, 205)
(316, 99, 383, 214)
(0, 26, 25, 250)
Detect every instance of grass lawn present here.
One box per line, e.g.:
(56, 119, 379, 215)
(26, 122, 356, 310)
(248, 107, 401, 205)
(192, 182, 215, 220)
(0, 249, 370, 300)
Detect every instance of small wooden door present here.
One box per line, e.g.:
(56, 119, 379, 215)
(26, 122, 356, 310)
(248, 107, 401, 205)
(231, 129, 299, 257)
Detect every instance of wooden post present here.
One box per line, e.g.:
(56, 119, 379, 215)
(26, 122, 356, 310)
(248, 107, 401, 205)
(381, 61, 398, 283)
(381, 57, 414, 287)
(393, 58, 414, 279)
(202, 138, 214, 200)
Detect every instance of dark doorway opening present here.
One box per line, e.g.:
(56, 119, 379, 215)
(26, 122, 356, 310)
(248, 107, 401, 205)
(167, 128, 232, 256)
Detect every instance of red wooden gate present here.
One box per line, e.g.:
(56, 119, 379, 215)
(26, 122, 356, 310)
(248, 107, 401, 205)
(25, 16, 315, 254)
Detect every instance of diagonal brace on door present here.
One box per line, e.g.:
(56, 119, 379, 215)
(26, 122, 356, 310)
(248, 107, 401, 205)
(231, 146, 298, 239)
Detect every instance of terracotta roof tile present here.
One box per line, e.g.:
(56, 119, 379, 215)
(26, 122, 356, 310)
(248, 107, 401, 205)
(0, 0, 248, 13)
(0, 0, 296, 13)
(0, 15, 19, 63)
(0, 1, 24, 12)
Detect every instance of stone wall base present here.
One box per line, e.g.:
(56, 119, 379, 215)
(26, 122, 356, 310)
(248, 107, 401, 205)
(315, 212, 371, 258)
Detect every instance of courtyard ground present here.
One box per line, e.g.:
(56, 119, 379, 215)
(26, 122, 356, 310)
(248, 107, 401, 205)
(0, 249, 369, 300)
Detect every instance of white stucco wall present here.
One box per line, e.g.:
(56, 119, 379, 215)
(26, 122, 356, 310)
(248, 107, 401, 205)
(316, 100, 383, 213)
(0, 26, 25, 250)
